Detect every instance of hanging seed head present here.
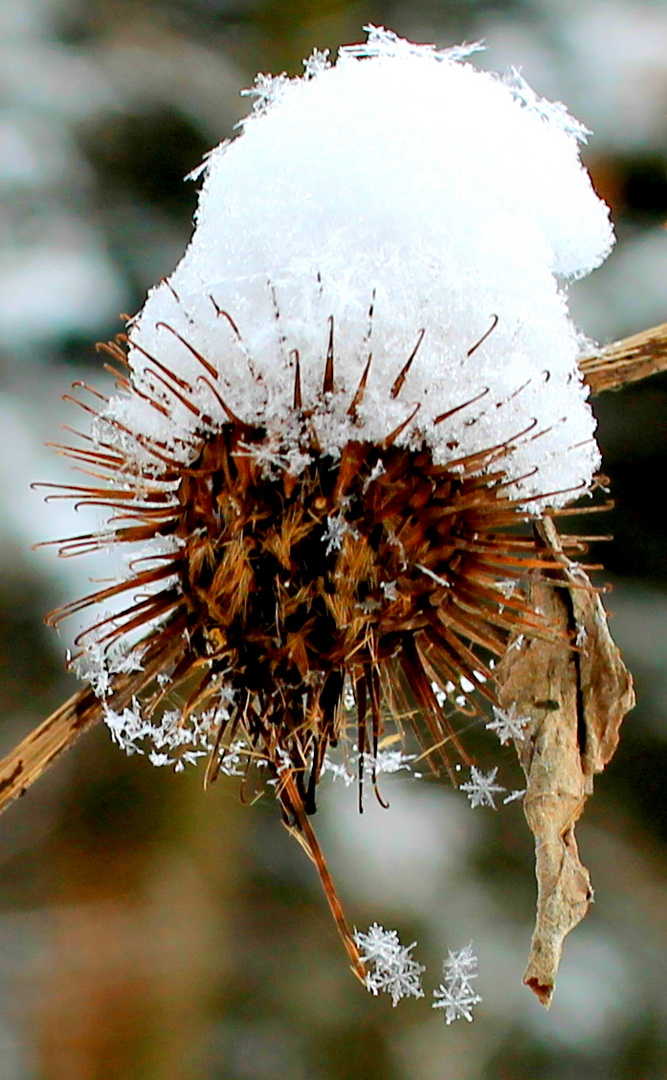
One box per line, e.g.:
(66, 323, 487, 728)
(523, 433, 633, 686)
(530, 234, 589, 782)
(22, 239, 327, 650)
(40, 26, 615, 977)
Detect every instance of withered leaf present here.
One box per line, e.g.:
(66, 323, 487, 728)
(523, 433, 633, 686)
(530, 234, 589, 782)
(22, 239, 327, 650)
(496, 518, 634, 1006)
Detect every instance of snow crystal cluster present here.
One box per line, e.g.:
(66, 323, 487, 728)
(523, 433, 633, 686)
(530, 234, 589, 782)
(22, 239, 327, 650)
(320, 744, 419, 786)
(102, 697, 240, 772)
(106, 24, 613, 509)
(355, 925, 483, 1022)
(432, 942, 482, 1024)
(354, 923, 425, 1006)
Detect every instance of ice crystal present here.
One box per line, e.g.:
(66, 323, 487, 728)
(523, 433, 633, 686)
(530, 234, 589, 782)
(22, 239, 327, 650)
(433, 942, 482, 1024)
(321, 746, 418, 786)
(70, 641, 144, 699)
(303, 47, 331, 79)
(486, 705, 531, 745)
(460, 766, 506, 809)
(341, 24, 483, 64)
(354, 923, 425, 1006)
(102, 697, 237, 771)
(503, 788, 526, 805)
(241, 71, 291, 116)
(322, 513, 355, 554)
(505, 68, 592, 143)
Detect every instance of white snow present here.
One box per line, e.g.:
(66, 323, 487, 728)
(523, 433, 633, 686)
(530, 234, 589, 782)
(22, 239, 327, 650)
(106, 24, 612, 511)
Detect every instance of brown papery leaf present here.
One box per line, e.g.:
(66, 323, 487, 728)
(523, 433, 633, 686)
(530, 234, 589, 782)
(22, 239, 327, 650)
(495, 517, 634, 1007)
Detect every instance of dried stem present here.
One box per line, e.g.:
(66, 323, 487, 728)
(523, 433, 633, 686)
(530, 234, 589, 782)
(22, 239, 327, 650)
(580, 321, 667, 393)
(0, 633, 185, 817)
(281, 770, 367, 985)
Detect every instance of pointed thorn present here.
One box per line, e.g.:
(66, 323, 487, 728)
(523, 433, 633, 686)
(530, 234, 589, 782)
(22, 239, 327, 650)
(323, 316, 335, 394)
(467, 314, 499, 358)
(390, 328, 426, 399)
(291, 349, 302, 409)
(347, 352, 373, 418)
(383, 401, 421, 447)
(434, 387, 489, 426)
(209, 297, 242, 340)
(154, 322, 218, 379)
(196, 376, 244, 424)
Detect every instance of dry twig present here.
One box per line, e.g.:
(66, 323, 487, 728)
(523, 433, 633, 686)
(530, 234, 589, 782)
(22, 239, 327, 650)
(580, 321, 667, 393)
(0, 632, 185, 815)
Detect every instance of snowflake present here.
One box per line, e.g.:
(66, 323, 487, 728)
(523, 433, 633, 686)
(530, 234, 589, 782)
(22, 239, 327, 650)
(322, 514, 356, 555)
(237, 439, 291, 477)
(443, 941, 478, 983)
(460, 765, 505, 809)
(505, 68, 590, 142)
(432, 982, 482, 1024)
(71, 640, 144, 699)
(241, 71, 291, 116)
(148, 752, 173, 768)
(214, 739, 248, 778)
(380, 579, 399, 601)
(320, 756, 355, 786)
(303, 48, 330, 79)
(103, 699, 145, 755)
(341, 24, 482, 65)
(100, 690, 238, 773)
(354, 924, 425, 1006)
(367, 748, 417, 776)
(486, 705, 531, 746)
(433, 942, 482, 1024)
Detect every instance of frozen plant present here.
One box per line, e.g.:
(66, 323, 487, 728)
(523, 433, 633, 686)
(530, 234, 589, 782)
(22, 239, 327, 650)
(0, 25, 640, 1005)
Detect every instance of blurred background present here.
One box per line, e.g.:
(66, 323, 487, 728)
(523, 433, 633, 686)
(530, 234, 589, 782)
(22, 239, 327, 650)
(1, 1, 666, 1077)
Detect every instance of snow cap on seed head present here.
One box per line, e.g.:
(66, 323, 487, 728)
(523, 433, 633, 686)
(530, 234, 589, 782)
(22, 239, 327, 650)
(118, 25, 613, 507)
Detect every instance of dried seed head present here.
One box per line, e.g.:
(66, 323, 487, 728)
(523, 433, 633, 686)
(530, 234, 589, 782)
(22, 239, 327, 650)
(47, 334, 580, 809)
(38, 27, 616, 985)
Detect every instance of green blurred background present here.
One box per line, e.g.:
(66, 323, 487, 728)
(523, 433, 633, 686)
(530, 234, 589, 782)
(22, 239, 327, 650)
(1, 1, 666, 1077)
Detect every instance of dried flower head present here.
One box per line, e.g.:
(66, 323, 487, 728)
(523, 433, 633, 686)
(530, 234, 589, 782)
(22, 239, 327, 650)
(13, 27, 621, 993)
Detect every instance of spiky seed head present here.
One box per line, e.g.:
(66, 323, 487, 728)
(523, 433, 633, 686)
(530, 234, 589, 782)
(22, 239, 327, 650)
(39, 27, 615, 982)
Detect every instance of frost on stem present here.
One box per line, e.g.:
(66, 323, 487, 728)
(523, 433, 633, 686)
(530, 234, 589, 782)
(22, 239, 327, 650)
(354, 924, 425, 1006)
